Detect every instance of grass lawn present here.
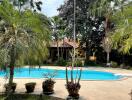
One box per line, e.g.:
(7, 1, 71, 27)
(0, 94, 64, 100)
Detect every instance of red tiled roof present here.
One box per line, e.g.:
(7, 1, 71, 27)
(50, 39, 79, 48)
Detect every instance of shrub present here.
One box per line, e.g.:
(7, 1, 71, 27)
(120, 63, 126, 69)
(111, 61, 118, 68)
(84, 60, 97, 66)
(120, 63, 131, 69)
(66, 61, 72, 66)
(66, 60, 84, 67)
(75, 60, 83, 67)
(56, 57, 67, 66)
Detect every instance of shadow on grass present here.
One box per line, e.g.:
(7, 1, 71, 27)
(0, 93, 64, 100)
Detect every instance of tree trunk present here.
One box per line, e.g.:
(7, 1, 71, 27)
(62, 38, 64, 58)
(85, 42, 89, 60)
(105, 16, 109, 35)
(86, 41, 91, 61)
(9, 45, 16, 86)
(9, 66, 14, 84)
(106, 52, 110, 67)
(57, 40, 60, 60)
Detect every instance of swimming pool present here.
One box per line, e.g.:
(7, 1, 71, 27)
(0, 68, 123, 80)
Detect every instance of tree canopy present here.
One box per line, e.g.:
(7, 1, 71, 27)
(9, 0, 43, 11)
(0, 0, 51, 66)
(58, 0, 105, 59)
(111, 2, 132, 54)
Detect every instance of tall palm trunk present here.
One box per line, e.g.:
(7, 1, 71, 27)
(105, 16, 110, 66)
(105, 15, 110, 35)
(106, 52, 110, 66)
(62, 38, 64, 58)
(9, 45, 16, 85)
(57, 40, 60, 60)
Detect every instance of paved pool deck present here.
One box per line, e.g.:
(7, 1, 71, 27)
(0, 66, 132, 100)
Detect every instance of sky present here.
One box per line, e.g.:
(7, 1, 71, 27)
(41, 0, 64, 17)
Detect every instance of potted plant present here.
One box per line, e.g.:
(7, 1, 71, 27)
(42, 71, 57, 95)
(65, 66, 82, 99)
(25, 82, 36, 93)
(65, 50, 83, 99)
(4, 82, 17, 93)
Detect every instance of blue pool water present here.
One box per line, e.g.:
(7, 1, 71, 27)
(0, 68, 123, 80)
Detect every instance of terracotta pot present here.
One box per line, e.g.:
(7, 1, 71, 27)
(4, 83, 17, 93)
(66, 82, 81, 99)
(25, 82, 36, 93)
(42, 79, 55, 95)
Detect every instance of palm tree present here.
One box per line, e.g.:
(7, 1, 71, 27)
(101, 36, 112, 66)
(111, 2, 132, 54)
(51, 16, 66, 60)
(10, 0, 42, 12)
(0, 0, 50, 92)
(89, 0, 129, 65)
(21, 14, 51, 66)
(51, 16, 60, 60)
(89, 0, 127, 36)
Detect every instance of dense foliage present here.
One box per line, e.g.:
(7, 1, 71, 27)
(57, 0, 132, 66)
(58, 0, 105, 60)
(0, 0, 50, 88)
(9, 0, 43, 12)
(111, 2, 132, 54)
